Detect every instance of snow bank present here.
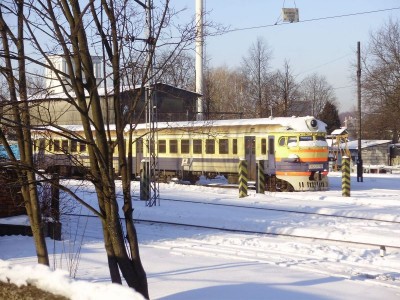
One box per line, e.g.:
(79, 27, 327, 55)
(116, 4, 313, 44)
(0, 260, 144, 300)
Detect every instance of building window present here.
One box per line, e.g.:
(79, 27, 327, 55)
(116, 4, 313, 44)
(170, 139, 178, 153)
(193, 139, 202, 154)
(219, 139, 229, 154)
(233, 139, 237, 154)
(158, 140, 166, 153)
(206, 139, 215, 154)
(181, 139, 190, 154)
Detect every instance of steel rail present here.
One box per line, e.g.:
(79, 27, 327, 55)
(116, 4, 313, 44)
(63, 213, 400, 250)
(133, 196, 400, 225)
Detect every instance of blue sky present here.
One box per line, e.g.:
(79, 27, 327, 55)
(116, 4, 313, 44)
(174, 1, 400, 113)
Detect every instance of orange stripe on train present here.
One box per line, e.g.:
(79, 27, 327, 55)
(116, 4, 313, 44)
(275, 157, 328, 162)
(276, 171, 329, 176)
(290, 149, 328, 153)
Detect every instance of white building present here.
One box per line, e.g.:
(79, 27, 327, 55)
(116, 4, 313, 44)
(45, 55, 103, 94)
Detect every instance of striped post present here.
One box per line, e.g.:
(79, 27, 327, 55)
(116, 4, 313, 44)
(140, 160, 150, 200)
(256, 160, 265, 194)
(239, 159, 248, 198)
(342, 156, 351, 197)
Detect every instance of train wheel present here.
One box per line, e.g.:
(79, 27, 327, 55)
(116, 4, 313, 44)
(281, 183, 294, 192)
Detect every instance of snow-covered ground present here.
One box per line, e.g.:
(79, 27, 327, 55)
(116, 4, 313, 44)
(1, 172, 400, 299)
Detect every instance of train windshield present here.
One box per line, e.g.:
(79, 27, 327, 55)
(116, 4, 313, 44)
(282, 135, 327, 148)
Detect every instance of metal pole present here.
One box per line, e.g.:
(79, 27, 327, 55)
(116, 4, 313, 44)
(239, 159, 248, 198)
(357, 41, 363, 182)
(145, 0, 159, 206)
(342, 156, 351, 197)
(256, 160, 265, 194)
(195, 0, 204, 120)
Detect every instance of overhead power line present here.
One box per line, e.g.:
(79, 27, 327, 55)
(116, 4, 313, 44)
(211, 7, 400, 36)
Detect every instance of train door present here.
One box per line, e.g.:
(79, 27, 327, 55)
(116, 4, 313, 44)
(267, 136, 276, 175)
(245, 136, 256, 181)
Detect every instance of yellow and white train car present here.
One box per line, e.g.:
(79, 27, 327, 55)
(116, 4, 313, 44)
(133, 116, 329, 191)
(32, 116, 329, 191)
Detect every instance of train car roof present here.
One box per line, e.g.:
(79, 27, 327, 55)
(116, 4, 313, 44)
(31, 116, 327, 134)
(133, 116, 327, 133)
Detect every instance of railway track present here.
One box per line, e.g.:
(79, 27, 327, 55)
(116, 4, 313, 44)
(64, 211, 400, 250)
(62, 212, 400, 288)
(132, 195, 400, 225)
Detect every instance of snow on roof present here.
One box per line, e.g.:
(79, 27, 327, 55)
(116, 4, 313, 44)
(346, 140, 392, 150)
(27, 83, 200, 101)
(31, 117, 327, 134)
(134, 116, 327, 133)
(330, 128, 348, 135)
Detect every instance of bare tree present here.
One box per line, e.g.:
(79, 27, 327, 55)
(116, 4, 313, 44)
(0, 0, 199, 298)
(156, 49, 195, 90)
(204, 65, 248, 119)
(240, 37, 273, 117)
(0, 1, 49, 266)
(270, 60, 300, 117)
(300, 73, 337, 117)
(362, 18, 400, 142)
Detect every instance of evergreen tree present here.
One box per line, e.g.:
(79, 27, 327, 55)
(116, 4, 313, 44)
(318, 101, 342, 134)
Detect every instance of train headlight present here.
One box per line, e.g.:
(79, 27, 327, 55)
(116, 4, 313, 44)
(306, 118, 319, 131)
(288, 154, 300, 163)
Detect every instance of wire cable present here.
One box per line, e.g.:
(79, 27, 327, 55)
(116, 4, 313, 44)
(210, 7, 400, 36)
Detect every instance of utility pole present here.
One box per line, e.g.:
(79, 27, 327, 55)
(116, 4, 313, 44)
(357, 41, 363, 182)
(145, 0, 159, 206)
(195, 0, 204, 120)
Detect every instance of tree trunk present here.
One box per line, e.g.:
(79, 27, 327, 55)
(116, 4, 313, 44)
(0, 2, 49, 265)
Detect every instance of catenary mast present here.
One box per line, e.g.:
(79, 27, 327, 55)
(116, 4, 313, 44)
(195, 0, 204, 120)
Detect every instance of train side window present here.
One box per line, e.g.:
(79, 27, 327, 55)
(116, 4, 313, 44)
(269, 138, 275, 155)
(193, 139, 202, 154)
(158, 140, 166, 153)
(149, 140, 155, 153)
(79, 143, 87, 152)
(278, 137, 286, 146)
(53, 140, 60, 152)
(39, 139, 45, 151)
(169, 139, 178, 154)
(299, 136, 313, 142)
(206, 139, 215, 154)
(316, 136, 326, 141)
(181, 139, 190, 154)
(136, 138, 143, 154)
(261, 138, 267, 155)
(33, 140, 38, 152)
(219, 139, 229, 154)
(288, 136, 298, 147)
(71, 140, 78, 152)
(61, 140, 69, 152)
(232, 139, 238, 154)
